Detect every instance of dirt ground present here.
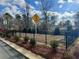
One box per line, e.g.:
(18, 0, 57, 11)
(16, 33, 64, 44)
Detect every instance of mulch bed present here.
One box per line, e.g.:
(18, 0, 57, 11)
(6, 38, 65, 59)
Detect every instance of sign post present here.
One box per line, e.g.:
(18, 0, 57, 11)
(32, 14, 40, 40)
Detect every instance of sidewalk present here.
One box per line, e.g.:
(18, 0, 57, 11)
(0, 38, 45, 59)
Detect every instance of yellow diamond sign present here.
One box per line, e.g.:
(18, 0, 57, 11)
(32, 14, 40, 23)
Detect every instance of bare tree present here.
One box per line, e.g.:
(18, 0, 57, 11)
(15, 14, 22, 37)
(74, 12, 79, 29)
(22, 14, 27, 29)
(26, 4, 30, 30)
(22, 2, 30, 36)
(3, 13, 13, 30)
(3, 13, 13, 36)
(22, 14, 30, 36)
(0, 16, 5, 30)
(38, 0, 53, 44)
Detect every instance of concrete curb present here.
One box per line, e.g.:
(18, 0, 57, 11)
(0, 38, 45, 59)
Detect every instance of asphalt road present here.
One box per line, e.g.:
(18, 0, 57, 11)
(0, 40, 27, 59)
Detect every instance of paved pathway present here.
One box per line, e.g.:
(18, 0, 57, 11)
(0, 38, 45, 59)
(0, 40, 27, 59)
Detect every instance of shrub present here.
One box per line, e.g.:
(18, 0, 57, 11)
(1, 33, 6, 38)
(5, 34, 11, 40)
(63, 52, 74, 59)
(6, 34, 11, 38)
(14, 36, 19, 42)
(24, 36, 29, 43)
(50, 40, 59, 49)
(29, 38, 36, 47)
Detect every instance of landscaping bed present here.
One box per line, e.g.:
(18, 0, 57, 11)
(4, 36, 65, 59)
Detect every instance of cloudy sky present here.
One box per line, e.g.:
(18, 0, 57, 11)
(0, 0, 79, 13)
(0, 0, 79, 19)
